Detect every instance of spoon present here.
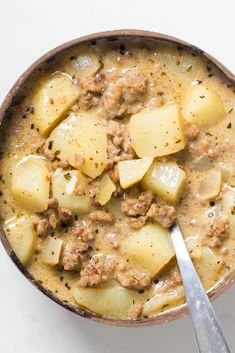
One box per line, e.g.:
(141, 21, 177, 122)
(170, 221, 231, 353)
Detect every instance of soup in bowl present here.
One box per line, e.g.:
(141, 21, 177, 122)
(0, 30, 235, 326)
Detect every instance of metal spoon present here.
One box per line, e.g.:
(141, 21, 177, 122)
(170, 221, 231, 353)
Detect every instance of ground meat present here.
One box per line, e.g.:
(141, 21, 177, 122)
(146, 203, 177, 228)
(72, 221, 95, 241)
(58, 208, 73, 225)
(51, 159, 69, 170)
(128, 302, 143, 319)
(202, 217, 231, 248)
(107, 121, 135, 164)
(189, 135, 219, 159)
(33, 216, 50, 237)
(88, 181, 99, 198)
(81, 73, 106, 93)
(41, 143, 54, 161)
(107, 164, 120, 183)
(74, 185, 85, 196)
(48, 198, 58, 208)
(61, 239, 90, 271)
(89, 210, 114, 223)
(114, 268, 151, 290)
(121, 191, 153, 217)
(103, 69, 147, 119)
(75, 153, 85, 168)
(184, 122, 199, 140)
(48, 209, 59, 229)
(78, 255, 151, 290)
(78, 256, 108, 287)
(129, 216, 147, 229)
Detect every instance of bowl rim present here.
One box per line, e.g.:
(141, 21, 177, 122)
(1, 29, 235, 327)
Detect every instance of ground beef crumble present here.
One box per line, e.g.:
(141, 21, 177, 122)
(121, 191, 153, 217)
(61, 239, 90, 271)
(102, 69, 147, 119)
(88, 209, 114, 223)
(146, 203, 177, 228)
(77, 255, 151, 290)
(202, 217, 231, 248)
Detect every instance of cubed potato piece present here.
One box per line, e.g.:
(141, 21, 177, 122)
(195, 247, 224, 287)
(129, 105, 185, 158)
(12, 155, 50, 212)
(121, 223, 175, 277)
(182, 85, 225, 127)
(52, 169, 91, 214)
(47, 112, 107, 178)
(96, 174, 116, 205)
(33, 73, 80, 136)
(198, 169, 221, 200)
(4, 215, 36, 265)
(142, 161, 186, 203)
(63, 46, 101, 79)
(72, 285, 141, 320)
(185, 236, 202, 260)
(142, 285, 184, 317)
(42, 237, 63, 265)
(118, 157, 153, 189)
(155, 48, 199, 85)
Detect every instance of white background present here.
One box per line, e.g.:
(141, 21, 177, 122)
(0, 1, 235, 352)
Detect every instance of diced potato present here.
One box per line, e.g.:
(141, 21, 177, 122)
(154, 47, 199, 86)
(142, 285, 185, 317)
(118, 157, 153, 189)
(198, 169, 221, 200)
(72, 285, 141, 320)
(47, 112, 107, 178)
(52, 169, 91, 214)
(185, 236, 202, 260)
(4, 215, 36, 265)
(64, 46, 101, 79)
(33, 73, 80, 136)
(96, 174, 116, 205)
(42, 237, 63, 265)
(12, 155, 50, 212)
(142, 161, 186, 203)
(129, 105, 185, 158)
(195, 247, 224, 287)
(182, 85, 225, 127)
(121, 223, 175, 277)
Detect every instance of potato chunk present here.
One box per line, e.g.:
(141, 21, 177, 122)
(4, 215, 36, 265)
(129, 105, 185, 158)
(42, 237, 63, 265)
(198, 169, 221, 200)
(47, 112, 107, 178)
(121, 223, 175, 277)
(96, 174, 116, 205)
(142, 161, 186, 203)
(12, 156, 50, 212)
(33, 73, 80, 136)
(52, 169, 91, 214)
(72, 285, 142, 320)
(182, 85, 225, 127)
(63, 46, 101, 79)
(142, 285, 184, 317)
(195, 247, 224, 287)
(118, 157, 153, 189)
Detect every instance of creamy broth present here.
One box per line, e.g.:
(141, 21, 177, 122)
(1, 38, 235, 320)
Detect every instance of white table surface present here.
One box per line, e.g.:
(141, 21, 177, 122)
(1, 1, 235, 352)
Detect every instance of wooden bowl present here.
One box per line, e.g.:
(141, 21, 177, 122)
(0, 30, 235, 327)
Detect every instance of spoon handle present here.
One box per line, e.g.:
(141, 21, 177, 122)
(170, 222, 231, 353)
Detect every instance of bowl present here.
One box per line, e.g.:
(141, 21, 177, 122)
(1, 29, 235, 327)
